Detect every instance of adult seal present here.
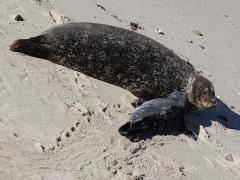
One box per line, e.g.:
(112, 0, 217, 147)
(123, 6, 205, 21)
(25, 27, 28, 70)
(10, 22, 216, 108)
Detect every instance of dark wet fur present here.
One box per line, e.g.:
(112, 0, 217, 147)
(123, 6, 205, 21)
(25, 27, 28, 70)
(10, 22, 195, 100)
(118, 91, 188, 141)
(119, 107, 186, 141)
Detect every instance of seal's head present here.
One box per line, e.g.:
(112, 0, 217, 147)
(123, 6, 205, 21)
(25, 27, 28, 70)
(188, 75, 216, 109)
(10, 35, 53, 59)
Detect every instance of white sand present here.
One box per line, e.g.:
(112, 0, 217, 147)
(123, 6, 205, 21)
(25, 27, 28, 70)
(0, 0, 240, 179)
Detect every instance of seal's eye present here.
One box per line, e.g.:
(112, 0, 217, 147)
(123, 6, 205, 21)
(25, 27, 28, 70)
(203, 88, 208, 95)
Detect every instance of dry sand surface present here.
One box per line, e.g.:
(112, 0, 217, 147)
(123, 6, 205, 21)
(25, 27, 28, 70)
(0, 0, 240, 179)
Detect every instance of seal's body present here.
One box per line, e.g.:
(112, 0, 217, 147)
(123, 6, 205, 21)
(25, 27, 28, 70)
(118, 91, 188, 141)
(10, 22, 216, 108)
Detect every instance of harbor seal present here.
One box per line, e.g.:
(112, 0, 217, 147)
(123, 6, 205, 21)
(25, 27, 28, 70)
(10, 22, 216, 108)
(119, 91, 188, 141)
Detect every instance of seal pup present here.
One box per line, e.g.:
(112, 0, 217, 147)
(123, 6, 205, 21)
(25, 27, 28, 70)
(118, 91, 188, 141)
(10, 22, 216, 108)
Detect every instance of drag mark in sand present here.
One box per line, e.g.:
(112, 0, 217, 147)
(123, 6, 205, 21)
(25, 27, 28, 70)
(96, 3, 122, 22)
(95, 3, 145, 31)
(32, 0, 74, 24)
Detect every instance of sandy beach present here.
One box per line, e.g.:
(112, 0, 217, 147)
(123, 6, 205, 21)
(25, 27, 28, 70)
(0, 0, 240, 179)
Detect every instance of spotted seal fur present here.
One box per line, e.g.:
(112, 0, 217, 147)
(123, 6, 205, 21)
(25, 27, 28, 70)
(10, 22, 216, 108)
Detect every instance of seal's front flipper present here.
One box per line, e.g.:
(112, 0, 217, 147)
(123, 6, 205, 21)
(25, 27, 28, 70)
(10, 35, 53, 59)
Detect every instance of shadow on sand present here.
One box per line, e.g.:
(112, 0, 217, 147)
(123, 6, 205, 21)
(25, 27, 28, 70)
(185, 99, 240, 136)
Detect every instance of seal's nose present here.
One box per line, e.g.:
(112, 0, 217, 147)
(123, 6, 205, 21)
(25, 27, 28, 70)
(210, 97, 217, 107)
(10, 40, 20, 51)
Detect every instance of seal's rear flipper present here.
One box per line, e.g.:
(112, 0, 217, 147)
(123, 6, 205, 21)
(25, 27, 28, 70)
(10, 35, 53, 59)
